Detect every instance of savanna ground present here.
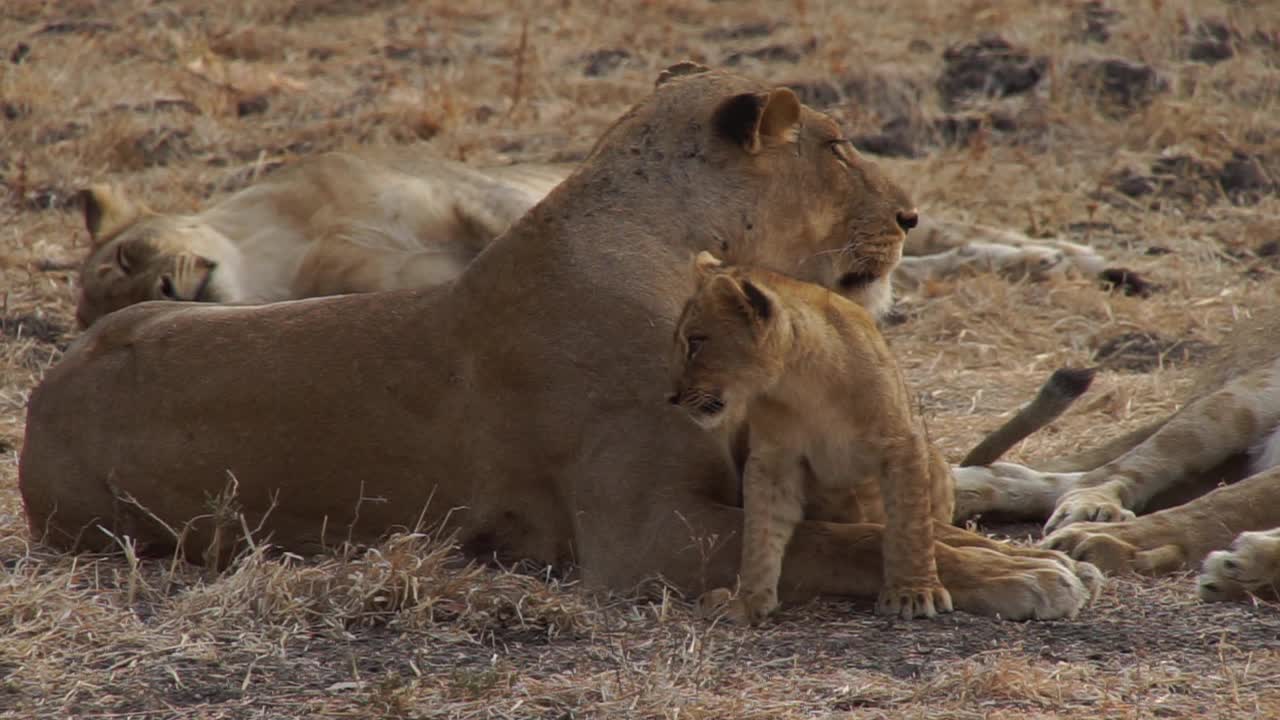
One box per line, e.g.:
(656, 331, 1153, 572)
(2, 0, 1280, 717)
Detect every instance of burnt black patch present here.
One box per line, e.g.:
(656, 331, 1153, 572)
(1099, 267, 1157, 297)
(1094, 331, 1213, 373)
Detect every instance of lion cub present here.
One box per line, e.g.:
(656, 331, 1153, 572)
(668, 251, 952, 624)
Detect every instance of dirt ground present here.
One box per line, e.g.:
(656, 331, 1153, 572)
(3, 0, 1280, 717)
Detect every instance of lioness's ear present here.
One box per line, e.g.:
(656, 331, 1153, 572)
(79, 184, 141, 244)
(655, 61, 710, 87)
(712, 87, 802, 154)
(693, 250, 724, 278)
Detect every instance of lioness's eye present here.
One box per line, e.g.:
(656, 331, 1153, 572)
(828, 139, 851, 162)
(686, 335, 706, 360)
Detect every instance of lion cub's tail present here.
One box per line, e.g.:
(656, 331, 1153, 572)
(959, 367, 1096, 467)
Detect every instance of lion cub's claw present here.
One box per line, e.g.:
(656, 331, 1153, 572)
(696, 587, 776, 626)
(876, 585, 953, 619)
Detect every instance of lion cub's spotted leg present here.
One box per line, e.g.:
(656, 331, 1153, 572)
(1044, 360, 1280, 534)
(699, 447, 805, 625)
(1199, 527, 1280, 602)
(875, 431, 953, 619)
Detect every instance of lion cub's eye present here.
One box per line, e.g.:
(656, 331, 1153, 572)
(685, 335, 706, 360)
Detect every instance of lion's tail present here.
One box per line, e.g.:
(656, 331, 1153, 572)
(959, 367, 1096, 467)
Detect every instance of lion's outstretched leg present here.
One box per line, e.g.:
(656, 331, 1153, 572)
(953, 463, 1085, 522)
(583, 493, 1099, 621)
(1042, 465, 1280, 578)
(1043, 361, 1280, 534)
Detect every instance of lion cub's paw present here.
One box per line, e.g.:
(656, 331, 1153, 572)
(1044, 488, 1135, 534)
(876, 585, 953, 620)
(1197, 530, 1280, 603)
(696, 587, 776, 626)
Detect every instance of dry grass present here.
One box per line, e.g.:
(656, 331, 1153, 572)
(4, 0, 1280, 717)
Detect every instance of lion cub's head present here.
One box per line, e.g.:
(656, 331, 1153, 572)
(74, 185, 236, 329)
(668, 252, 789, 429)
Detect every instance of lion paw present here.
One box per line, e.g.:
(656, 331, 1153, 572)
(1197, 530, 1280, 602)
(945, 546, 1098, 620)
(1041, 522, 1186, 576)
(696, 587, 776, 626)
(876, 584, 953, 619)
(1044, 488, 1135, 534)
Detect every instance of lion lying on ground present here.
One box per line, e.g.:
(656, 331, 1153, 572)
(73, 145, 1109, 329)
(73, 150, 570, 328)
(954, 308, 1280, 601)
(22, 63, 1100, 620)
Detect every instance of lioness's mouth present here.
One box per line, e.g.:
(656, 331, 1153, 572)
(838, 271, 878, 290)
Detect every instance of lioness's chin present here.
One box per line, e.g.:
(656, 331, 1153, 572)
(837, 272, 894, 320)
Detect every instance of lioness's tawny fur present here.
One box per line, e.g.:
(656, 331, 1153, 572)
(22, 65, 1099, 620)
(670, 252, 952, 623)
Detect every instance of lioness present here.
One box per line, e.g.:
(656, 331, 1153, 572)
(21, 63, 1099, 620)
(73, 149, 571, 328)
(954, 308, 1280, 601)
(669, 252, 954, 623)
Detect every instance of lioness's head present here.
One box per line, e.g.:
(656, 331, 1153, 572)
(584, 63, 918, 318)
(74, 185, 233, 329)
(668, 252, 787, 429)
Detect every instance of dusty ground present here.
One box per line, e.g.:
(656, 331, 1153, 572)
(3, 0, 1280, 717)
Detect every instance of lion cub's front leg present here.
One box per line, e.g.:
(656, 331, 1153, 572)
(876, 437, 954, 619)
(699, 448, 804, 625)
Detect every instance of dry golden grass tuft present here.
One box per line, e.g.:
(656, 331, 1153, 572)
(4, 0, 1280, 716)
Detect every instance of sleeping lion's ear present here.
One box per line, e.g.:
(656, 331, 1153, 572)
(79, 184, 141, 245)
(655, 61, 710, 87)
(712, 87, 802, 154)
(693, 250, 724, 278)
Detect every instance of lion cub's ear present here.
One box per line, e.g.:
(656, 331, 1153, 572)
(79, 184, 142, 244)
(655, 61, 710, 87)
(693, 250, 724, 278)
(710, 274, 774, 324)
(712, 87, 802, 154)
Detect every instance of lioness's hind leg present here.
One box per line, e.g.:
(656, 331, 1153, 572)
(1198, 528, 1280, 602)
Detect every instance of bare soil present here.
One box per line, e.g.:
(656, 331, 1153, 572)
(3, 0, 1280, 717)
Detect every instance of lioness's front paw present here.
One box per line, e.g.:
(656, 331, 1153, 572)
(1197, 530, 1280, 602)
(1041, 522, 1186, 576)
(1044, 488, 1135, 534)
(945, 547, 1095, 620)
(696, 587, 776, 626)
(876, 585, 953, 619)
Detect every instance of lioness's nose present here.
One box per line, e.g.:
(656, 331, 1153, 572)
(896, 209, 919, 232)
